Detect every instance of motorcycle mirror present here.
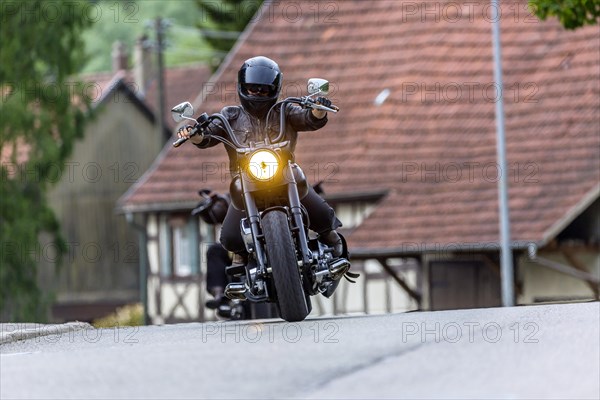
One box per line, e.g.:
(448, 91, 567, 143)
(171, 101, 194, 122)
(307, 78, 329, 96)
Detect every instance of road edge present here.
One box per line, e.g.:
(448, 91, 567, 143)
(0, 322, 94, 345)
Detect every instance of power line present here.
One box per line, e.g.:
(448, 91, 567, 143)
(170, 24, 242, 40)
(165, 47, 230, 57)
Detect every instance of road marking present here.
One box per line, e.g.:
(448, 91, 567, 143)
(0, 351, 41, 357)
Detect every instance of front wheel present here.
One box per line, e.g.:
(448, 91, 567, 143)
(262, 211, 310, 322)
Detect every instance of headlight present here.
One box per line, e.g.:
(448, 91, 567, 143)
(247, 150, 280, 181)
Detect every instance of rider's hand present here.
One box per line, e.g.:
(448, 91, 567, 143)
(315, 97, 332, 108)
(177, 125, 204, 144)
(311, 96, 331, 119)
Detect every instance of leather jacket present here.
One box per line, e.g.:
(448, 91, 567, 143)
(195, 104, 327, 174)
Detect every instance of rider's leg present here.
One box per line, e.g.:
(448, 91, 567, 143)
(220, 188, 344, 259)
(220, 203, 248, 267)
(301, 186, 344, 257)
(205, 243, 231, 309)
(206, 243, 230, 296)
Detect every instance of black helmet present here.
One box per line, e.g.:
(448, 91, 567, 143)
(238, 56, 282, 119)
(191, 189, 230, 225)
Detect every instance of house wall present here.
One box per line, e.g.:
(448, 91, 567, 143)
(158, 280, 203, 322)
(295, 204, 420, 316)
(143, 201, 422, 323)
(319, 201, 422, 315)
(331, 259, 419, 315)
(144, 230, 599, 323)
(41, 93, 163, 321)
(518, 250, 599, 303)
(148, 199, 600, 320)
(146, 212, 212, 324)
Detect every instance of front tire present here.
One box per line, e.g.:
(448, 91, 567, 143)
(262, 211, 310, 322)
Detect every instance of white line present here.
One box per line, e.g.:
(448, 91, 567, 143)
(0, 351, 41, 357)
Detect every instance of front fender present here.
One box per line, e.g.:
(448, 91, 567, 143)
(229, 164, 309, 211)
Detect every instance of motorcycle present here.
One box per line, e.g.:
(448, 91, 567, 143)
(192, 189, 277, 321)
(171, 79, 357, 322)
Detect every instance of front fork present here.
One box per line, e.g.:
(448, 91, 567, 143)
(242, 186, 267, 277)
(286, 162, 312, 267)
(240, 163, 312, 295)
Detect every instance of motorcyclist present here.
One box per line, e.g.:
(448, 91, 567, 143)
(178, 56, 344, 271)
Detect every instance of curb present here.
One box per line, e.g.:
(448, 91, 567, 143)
(0, 322, 94, 345)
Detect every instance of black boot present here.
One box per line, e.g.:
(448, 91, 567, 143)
(226, 253, 248, 276)
(319, 230, 344, 258)
(206, 286, 227, 310)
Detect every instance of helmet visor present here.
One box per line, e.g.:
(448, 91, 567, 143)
(241, 83, 275, 97)
(239, 66, 281, 96)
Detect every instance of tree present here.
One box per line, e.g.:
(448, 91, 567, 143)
(0, 1, 92, 321)
(530, 0, 600, 29)
(195, 0, 264, 67)
(81, 0, 214, 73)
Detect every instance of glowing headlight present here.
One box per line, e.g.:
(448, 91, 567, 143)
(247, 150, 280, 181)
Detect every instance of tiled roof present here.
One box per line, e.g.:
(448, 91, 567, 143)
(82, 64, 211, 129)
(2, 65, 211, 168)
(145, 64, 212, 129)
(118, 0, 600, 254)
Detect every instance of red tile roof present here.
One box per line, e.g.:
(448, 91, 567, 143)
(82, 64, 211, 129)
(145, 64, 212, 129)
(118, 0, 600, 254)
(2, 65, 211, 168)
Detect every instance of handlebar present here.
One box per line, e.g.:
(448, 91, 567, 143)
(172, 125, 200, 148)
(172, 96, 339, 148)
(303, 97, 339, 113)
(317, 103, 340, 113)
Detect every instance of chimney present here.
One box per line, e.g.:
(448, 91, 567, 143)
(111, 41, 128, 72)
(134, 35, 154, 98)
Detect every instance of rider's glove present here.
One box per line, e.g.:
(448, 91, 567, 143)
(177, 124, 204, 144)
(177, 125, 193, 135)
(315, 97, 332, 108)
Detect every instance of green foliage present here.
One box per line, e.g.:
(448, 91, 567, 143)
(529, 0, 600, 29)
(92, 303, 143, 328)
(81, 0, 213, 73)
(83, 0, 262, 73)
(196, 0, 264, 67)
(0, 0, 92, 321)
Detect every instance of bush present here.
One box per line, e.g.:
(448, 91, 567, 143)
(92, 303, 143, 328)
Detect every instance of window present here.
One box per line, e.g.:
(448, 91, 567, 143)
(159, 214, 199, 278)
(172, 222, 192, 277)
(334, 201, 377, 229)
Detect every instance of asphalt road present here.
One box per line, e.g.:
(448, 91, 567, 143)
(1, 302, 599, 399)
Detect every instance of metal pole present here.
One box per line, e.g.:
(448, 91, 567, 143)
(491, 0, 515, 306)
(155, 17, 167, 141)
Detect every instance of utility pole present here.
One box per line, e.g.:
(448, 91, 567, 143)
(155, 17, 170, 142)
(490, 0, 515, 306)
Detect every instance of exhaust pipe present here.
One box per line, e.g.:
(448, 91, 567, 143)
(329, 258, 351, 279)
(225, 282, 247, 300)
